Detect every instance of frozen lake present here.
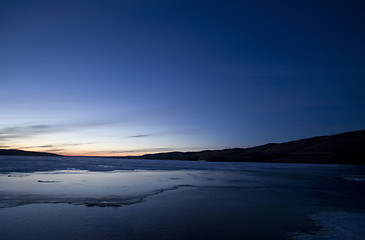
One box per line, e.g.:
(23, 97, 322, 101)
(0, 156, 364, 240)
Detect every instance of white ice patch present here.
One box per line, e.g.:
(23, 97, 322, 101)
(292, 212, 365, 240)
(97, 165, 113, 168)
(343, 175, 365, 182)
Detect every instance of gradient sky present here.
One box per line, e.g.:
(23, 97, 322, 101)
(1, 0, 365, 156)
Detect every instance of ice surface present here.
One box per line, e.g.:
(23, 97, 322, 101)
(292, 212, 365, 240)
(0, 169, 260, 208)
(0, 156, 365, 240)
(1, 156, 365, 209)
(0, 155, 357, 173)
(342, 175, 365, 182)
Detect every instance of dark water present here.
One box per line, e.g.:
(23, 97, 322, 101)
(0, 156, 364, 240)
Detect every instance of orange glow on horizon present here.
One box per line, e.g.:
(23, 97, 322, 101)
(16, 148, 175, 157)
(44, 150, 151, 157)
(5, 144, 201, 158)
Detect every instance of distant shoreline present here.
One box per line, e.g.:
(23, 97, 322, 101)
(0, 149, 59, 157)
(1, 129, 364, 164)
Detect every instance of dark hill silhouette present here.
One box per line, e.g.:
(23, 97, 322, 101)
(0, 149, 60, 157)
(1, 130, 364, 164)
(134, 130, 365, 164)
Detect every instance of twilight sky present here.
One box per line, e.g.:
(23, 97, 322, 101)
(1, 0, 364, 156)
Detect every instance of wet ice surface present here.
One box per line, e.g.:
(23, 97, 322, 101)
(0, 156, 365, 240)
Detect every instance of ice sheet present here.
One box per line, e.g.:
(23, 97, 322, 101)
(291, 212, 365, 240)
(0, 169, 259, 208)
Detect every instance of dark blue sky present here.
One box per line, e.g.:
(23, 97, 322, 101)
(1, 0, 364, 156)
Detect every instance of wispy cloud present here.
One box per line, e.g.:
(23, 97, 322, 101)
(110, 148, 178, 154)
(0, 125, 55, 141)
(75, 148, 180, 156)
(39, 144, 53, 148)
(0, 120, 123, 141)
(21, 145, 54, 149)
(18, 142, 96, 149)
(58, 142, 96, 147)
(126, 134, 153, 138)
(46, 149, 65, 152)
(125, 129, 202, 139)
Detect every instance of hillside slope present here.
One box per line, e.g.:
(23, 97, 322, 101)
(138, 130, 365, 164)
(0, 149, 60, 157)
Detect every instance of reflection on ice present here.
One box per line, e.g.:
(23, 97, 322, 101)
(0, 170, 258, 208)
